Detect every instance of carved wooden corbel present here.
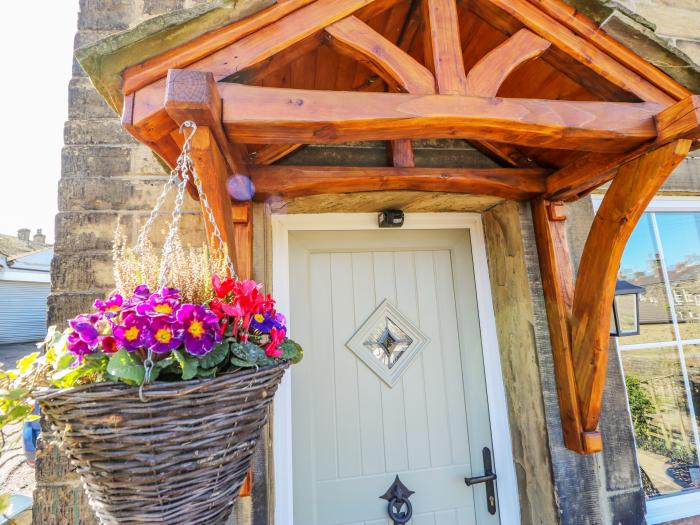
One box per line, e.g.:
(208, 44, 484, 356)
(534, 140, 692, 453)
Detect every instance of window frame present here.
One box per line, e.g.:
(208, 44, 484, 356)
(593, 195, 700, 524)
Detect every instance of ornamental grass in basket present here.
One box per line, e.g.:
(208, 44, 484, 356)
(0, 122, 301, 525)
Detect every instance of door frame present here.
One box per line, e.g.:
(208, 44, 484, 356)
(271, 212, 520, 525)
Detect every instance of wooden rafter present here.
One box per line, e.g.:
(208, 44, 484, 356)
(113, 0, 700, 458)
(546, 95, 700, 200)
(464, 0, 676, 105)
(325, 15, 435, 166)
(465, 28, 550, 97)
(218, 83, 660, 151)
(249, 165, 549, 200)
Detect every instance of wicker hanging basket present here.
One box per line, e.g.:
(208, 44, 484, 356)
(36, 363, 287, 525)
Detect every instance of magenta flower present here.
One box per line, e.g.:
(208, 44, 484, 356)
(176, 304, 221, 356)
(67, 331, 96, 360)
(143, 318, 182, 354)
(136, 288, 181, 320)
(94, 294, 123, 318)
(69, 314, 99, 346)
(113, 314, 148, 351)
(122, 284, 151, 310)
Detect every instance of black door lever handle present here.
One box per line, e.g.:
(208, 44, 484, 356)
(464, 473, 497, 486)
(464, 447, 498, 515)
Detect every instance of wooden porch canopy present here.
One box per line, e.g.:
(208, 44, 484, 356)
(94, 0, 700, 454)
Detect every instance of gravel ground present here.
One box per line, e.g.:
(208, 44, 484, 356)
(0, 342, 41, 498)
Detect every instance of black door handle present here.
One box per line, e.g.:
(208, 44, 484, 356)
(465, 447, 497, 515)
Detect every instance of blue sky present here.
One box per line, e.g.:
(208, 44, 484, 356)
(621, 213, 700, 275)
(0, 0, 79, 243)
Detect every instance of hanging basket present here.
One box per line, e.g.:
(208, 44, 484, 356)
(35, 363, 287, 525)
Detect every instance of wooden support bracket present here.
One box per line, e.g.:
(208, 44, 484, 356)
(163, 68, 253, 280)
(534, 140, 692, 454)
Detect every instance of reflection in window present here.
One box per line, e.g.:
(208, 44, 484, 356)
(623, 348, 699, 496)
(656, 214, 700, 341)
(619, 210, 700, 504)
(618, 214, 675, 346)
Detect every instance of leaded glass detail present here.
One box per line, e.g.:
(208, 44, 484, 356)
(346, 299, 429, 386)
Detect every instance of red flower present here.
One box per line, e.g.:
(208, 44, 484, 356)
(212, 275, 236, 299)
(265, 327, 285, 358)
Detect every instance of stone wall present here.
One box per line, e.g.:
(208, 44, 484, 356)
(616, 0, 700, 65)
(36, 2, 213, 524)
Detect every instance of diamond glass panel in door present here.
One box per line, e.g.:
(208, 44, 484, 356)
(655, 214, 700, 341)
(622, 347, 698, 497)
(618, 214, 675, 346)
(365, 318, 412, 369)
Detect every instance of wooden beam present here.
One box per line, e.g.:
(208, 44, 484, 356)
(571, 140, 692, 433)
(526, 0, 691, 103)
(387, 139, 415, 167)
(465, 28, 551, 97)
(162, 69, 253, 280)
(324, 15, 434, 167)
(547, 96, 700, 200)
(219, 84, 661, 152)
(122, 0, 318, 94)
(421, 0, 468, 95)
(325, 16, 436, 95)
(655, 95, 700, 144)
(248, 165, 549, 200)
(464, 0, 676, 105)
(532, 199, 598, 453)
(249, 144, 305, 165)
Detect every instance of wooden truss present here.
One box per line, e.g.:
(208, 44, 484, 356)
(117, 0, 700, 454)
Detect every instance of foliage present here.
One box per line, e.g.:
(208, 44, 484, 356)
(625, 375, 654, 442)
(0, 276, 302, 432)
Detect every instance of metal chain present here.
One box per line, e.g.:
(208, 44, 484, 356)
(138, 120, 236, 402)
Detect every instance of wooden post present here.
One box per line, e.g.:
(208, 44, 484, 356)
(534, 140, 692, 453)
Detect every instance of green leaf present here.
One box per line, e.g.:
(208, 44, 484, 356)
(51, 367, 84, 388)
(107, 349, 145, 386)
(54, 351, 77, 371)
(172, 350, 198, 381)
(0, 388, 28, 401)
(16, 352, 39, 374)
(197, 343, 229, 369)
(230, 356, 257, 368)
(230, 342, 265, 363)
(280, 339, 304, 364)
(195, 367, 217, 378)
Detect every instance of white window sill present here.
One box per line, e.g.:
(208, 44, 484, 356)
(646, 490, 700, 524)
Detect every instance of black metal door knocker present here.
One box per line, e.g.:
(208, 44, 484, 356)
(380, 476, 415, 525)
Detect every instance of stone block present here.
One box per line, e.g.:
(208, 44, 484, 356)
(130, 144, 171, 175)
(608, 491, 646, 525)
(54, 212, 128, 252)
(47, 292, 110, 327)
(62, 145, 132, 178)
(69, 78, 116, 119)
(677, 39, 700, 66)
(73, 31, 114, 77)
(64, 119, 132, 146)
(78, 0, 135, 31)
(58, 177, 202, 213)
(51, 253, 115, 292)
(144, 0, 186, 15)
(629, 4, 700, 41)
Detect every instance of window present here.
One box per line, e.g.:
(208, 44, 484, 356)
(597, 197, 700, 524)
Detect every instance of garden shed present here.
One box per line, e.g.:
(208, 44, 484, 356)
(41, 0, 700, 523)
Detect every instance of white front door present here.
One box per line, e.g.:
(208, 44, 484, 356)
(285, 226, 510, 525)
